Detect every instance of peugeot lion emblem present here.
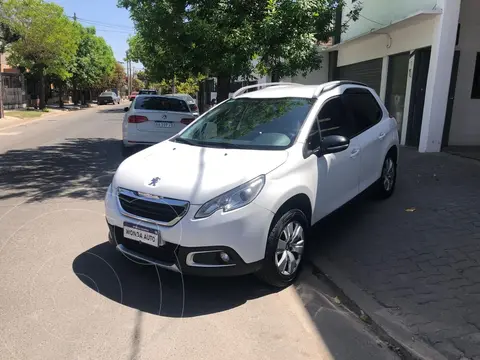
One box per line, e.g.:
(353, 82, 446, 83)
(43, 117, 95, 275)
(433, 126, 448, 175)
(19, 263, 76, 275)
(148, 177, 161, 187)
(162, 114, 167, 120)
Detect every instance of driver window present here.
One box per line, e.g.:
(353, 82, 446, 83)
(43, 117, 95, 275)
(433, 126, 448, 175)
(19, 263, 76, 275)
(317, 97, 353, 138)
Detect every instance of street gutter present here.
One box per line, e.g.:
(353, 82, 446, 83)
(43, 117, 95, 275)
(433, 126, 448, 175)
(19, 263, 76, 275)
(309, 258, 449, 360)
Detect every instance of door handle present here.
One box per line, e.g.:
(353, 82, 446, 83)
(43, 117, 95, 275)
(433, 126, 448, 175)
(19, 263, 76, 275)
(350, 148, 360, 158)
(378, 132, 386, 140)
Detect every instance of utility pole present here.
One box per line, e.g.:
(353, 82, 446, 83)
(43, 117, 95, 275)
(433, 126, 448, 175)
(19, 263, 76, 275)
(73, 13, 77, 22)
(0, 54, 3, 119)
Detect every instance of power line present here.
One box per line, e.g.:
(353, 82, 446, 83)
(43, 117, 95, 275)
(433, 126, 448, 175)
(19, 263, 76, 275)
(67, 15, 135, 31)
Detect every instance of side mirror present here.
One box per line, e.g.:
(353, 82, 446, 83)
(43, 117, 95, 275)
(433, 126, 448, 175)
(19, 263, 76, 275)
(321, 135, 350, 154)
(124, 107, 129, 112)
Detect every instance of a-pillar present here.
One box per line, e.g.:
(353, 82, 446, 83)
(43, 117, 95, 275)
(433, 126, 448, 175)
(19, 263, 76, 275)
(418, 0, 461, 152)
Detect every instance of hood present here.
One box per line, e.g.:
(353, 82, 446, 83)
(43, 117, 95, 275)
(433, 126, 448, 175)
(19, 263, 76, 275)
(113, 141, 288, 204)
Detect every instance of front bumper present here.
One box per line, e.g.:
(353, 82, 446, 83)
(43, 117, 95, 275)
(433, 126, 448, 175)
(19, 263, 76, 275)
(105, 185, 274, 276)
(107, 223, 262, 276)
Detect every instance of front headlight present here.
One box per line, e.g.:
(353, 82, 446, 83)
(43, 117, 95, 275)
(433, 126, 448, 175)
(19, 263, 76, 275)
(194, 175, 265, 219)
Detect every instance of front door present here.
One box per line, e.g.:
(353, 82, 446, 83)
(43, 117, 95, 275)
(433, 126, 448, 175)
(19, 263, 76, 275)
(310, 96, 361, 222)
(442, 50, 461, 148)
(406, 48, 431, 147)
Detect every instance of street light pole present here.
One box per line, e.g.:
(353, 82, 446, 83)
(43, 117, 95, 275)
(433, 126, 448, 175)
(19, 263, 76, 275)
(0, 54, 4, 119)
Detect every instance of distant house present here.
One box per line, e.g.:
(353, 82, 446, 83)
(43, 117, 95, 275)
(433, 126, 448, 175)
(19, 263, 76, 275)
(1, 52, 26, 109)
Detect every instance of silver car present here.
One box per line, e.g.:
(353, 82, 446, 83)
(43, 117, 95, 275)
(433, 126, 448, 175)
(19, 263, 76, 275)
(164, 93, 199, 117)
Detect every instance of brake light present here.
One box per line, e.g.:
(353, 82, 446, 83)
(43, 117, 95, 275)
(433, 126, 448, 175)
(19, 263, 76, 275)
(128, 115, 148, 123)
(181, 118, 195, 125)
(191, 104, 198, 111)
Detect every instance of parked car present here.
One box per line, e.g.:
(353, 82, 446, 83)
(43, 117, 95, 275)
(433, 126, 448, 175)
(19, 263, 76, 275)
(164, 93, 199, 117)
(129, 91, 139, 101)
(105, 81, 399, 287)
(121, 95, 198, 155)
(138, 89, 158, 95)
(98, 91, 120, 105)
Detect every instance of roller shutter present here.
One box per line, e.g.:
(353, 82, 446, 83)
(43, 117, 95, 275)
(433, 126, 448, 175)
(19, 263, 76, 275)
(337, 58, 383, 94)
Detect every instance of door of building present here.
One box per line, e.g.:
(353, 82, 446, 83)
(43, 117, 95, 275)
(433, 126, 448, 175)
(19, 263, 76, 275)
(442, 50, 461, 148)
(337, 58, 383, 95)
(406, 47, 431, 147)
(385, 52, 410, 139)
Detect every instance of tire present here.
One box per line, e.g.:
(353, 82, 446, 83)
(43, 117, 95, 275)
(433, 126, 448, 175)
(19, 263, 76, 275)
(256, 208, 308, 288)
(373, 152, 397, 199)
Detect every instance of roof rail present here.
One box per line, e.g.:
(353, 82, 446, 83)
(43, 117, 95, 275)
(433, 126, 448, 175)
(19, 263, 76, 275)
(314, 80, 368, 97)
(232, 82, 304, 98)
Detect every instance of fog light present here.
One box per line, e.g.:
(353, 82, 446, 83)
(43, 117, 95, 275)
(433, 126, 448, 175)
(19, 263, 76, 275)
(219, 252, 230, 263)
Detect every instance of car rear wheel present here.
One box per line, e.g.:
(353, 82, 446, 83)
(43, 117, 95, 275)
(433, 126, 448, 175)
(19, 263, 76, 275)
(256, 208, 308, 288)
(374, 153, 397, 199)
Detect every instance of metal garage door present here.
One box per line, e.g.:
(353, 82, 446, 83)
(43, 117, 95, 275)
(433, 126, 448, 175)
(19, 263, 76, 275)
(337, 58, 383, 95)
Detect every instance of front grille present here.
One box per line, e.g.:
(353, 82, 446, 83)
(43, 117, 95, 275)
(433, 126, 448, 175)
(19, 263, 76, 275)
(110, 224, 178, 263)
(117, 188, 189, 225)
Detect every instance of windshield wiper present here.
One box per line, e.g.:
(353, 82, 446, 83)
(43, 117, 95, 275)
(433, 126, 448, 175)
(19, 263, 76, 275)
(173, 137, 199, 146)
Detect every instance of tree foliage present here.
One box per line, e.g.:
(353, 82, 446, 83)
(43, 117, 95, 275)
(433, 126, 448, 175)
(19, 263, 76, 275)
(119, 0, 361, 100)
(71, 26, 116, 92)
(4, 0, 80, 80)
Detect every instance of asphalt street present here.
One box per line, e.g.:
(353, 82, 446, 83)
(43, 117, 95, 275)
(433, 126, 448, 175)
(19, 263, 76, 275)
(0, 104, 399, 360)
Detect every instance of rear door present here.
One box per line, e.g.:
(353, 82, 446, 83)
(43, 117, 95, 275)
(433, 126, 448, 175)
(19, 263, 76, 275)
(342, 87, 390, 192)
(132, 96, 196, 137)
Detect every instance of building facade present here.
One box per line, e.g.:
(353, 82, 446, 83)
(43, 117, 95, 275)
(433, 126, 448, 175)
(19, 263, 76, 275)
(1, 52, 26, 109)
(328, 0, 477, 152)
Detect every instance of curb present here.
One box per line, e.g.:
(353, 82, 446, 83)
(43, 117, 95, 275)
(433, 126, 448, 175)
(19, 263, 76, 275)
(0, 105, 99, 131)
(310, 256, 448, 360)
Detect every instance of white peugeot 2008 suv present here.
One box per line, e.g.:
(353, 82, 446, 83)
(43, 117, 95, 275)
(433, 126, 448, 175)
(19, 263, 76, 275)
(105, 81, 399, 287)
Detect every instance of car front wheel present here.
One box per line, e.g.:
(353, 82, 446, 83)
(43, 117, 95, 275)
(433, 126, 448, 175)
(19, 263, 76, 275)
(256, 208, 308, 287)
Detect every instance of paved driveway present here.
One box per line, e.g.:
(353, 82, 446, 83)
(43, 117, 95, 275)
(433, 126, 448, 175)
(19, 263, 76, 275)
(311, 148, 480, 359)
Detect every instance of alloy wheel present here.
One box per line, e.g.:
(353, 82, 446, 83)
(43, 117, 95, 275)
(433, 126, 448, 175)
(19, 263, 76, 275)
(382, 157, 395, 192)
(275, 221, 305, 276)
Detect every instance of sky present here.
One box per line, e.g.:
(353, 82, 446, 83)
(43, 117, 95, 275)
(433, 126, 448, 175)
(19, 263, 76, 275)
(51, 0, 143, 70)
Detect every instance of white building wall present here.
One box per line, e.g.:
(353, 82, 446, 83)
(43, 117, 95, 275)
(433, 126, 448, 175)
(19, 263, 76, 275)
(449, 0, 480, 146)
(337, 16, 437, 67)
(341, 0, 439, 42)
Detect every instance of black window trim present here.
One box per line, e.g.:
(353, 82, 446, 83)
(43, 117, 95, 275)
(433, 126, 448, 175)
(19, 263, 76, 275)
(342, 87, 384, 137)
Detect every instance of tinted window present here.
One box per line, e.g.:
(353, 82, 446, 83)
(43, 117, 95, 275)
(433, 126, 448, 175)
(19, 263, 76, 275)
(139, 90, 157, 95)
(134, 96, 189, 112)
(176, 97, 314, 150)
(317, 97, 354, 138)
(343, 88, 383, 134)
(100, 92, 114, 97)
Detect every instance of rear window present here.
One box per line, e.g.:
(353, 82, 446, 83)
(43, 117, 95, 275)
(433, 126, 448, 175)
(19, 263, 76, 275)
(100, 92, 114, 97)
(139, 90, 157, 95)
(134, 96, 190, 112)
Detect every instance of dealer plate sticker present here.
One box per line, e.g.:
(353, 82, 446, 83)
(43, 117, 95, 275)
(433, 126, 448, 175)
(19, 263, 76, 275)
(123, 222, 161, 247)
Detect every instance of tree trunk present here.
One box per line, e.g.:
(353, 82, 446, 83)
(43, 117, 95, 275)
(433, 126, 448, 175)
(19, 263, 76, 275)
(58, 83, 64, 108)
(271, 70, 280, 83)
(81, 91, 85, 105)
(39, 71, 46, 109)
(216, 75, 230, 102)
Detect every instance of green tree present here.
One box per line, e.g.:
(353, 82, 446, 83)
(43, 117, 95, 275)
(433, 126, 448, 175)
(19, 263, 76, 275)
(3, 0, 81, 108)
(71, 25, 116, 104)
(119, 0, 361, 101)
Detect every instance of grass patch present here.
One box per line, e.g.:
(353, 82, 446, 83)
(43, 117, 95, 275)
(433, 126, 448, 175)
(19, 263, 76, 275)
(5, 110, 45, 119)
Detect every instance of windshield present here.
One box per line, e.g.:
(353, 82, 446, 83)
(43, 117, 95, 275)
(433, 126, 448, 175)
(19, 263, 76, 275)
(174, 97, 314, 150)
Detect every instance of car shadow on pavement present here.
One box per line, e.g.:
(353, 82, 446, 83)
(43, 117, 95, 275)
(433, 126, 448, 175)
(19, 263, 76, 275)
(0, 138, 124, 202)
(72, 242, 280, 317)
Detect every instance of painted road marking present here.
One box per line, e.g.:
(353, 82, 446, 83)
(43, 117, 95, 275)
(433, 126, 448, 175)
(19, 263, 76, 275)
(0, 131, 22, 136)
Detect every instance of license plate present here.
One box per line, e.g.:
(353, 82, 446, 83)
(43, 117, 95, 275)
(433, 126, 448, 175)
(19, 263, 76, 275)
(154, 122, 172, 128)
(123, 222, 161, 247)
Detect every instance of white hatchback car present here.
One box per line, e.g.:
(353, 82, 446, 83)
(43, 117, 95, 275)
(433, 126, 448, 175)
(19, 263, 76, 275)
(122, 94, 198, 155)
(106, 81, 399, 287)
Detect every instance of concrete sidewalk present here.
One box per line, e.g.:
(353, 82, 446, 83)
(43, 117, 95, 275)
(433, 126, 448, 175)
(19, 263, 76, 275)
(309, 147, 480, 360)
